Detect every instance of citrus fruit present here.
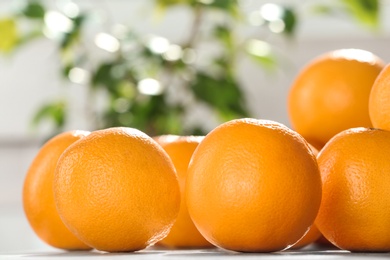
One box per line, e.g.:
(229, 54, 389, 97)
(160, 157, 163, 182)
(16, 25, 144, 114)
(316, 127, 390, 252)
(154, 135, 213, 249)
(369, 63, 390, 130)
(288, 49, 384, 148)
(23, 130, 91, 250)
(53, 127, 181, 252)
(186, 118, 322, 252)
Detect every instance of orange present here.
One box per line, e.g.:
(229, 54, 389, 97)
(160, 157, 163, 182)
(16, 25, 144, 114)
(53, 127, 181, 252)
(288, 49, 384, 148)
(291, 144, 322, 250)
(369, 63, 390, 130)
(316, 127, 390, 252)
(23, 130, 91, 250)
(186, 118, 322, 252)
(154, 135, 213, 249)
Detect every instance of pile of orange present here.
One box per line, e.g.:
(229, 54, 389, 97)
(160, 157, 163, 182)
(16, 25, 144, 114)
(288, 49, 390, 252)
(288, 48, 384, 149)
(24, 128, 181, 252)
(23, 48, 390, 253)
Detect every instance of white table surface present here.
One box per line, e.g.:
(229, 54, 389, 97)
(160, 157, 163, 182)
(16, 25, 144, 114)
(2, 247, 390, 260)
(1, 204, 390, 259)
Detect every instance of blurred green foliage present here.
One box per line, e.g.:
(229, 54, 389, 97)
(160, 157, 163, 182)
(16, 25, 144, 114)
(0, 0, 380, 136)
(313, 0, 379, 29)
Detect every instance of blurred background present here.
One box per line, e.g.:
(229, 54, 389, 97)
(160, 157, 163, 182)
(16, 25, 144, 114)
(1, 0, 389, 253)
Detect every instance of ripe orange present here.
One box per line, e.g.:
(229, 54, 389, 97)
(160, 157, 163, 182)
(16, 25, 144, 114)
(53, 127, 181, 252)
(316, 127, 390, 252)
(154, 135, 213, 249)
(186, 118, 322, 252)
(288, 49, 384, 148)
(369, 63, 390, 130)
(23, 130, 91, 250)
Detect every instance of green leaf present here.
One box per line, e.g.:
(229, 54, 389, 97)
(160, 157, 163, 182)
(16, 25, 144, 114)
(106, 94, 155, 134)
(118, 81, 136, 99)
(206, 0, 239, 16)
(213, 56, 233, 74)
(32, 101, 66, 128)
(21, 1, 45, 19)
(186, 126, 207, 136)
(62, 63, 73, 79)
(104, 92, 185, 136)
(0, 18, 19, 53)
(157, 0, 186, 5)
(191, 72, 249, 121)
(213, 24, 234, 50)
(341, 0, 379, 28)
(250, 54, 277, 70)
(92, 62, 119, 90)
(60, 14, 85, 51)
(155, 0, 192, 9)
(310, 4, 334, 15)
(281, 7, 297, 36)
(245, 39, 277, 71)
(154, 105, 183, 135)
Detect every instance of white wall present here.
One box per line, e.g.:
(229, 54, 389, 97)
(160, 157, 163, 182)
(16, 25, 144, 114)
(0, 0, 389, 252)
